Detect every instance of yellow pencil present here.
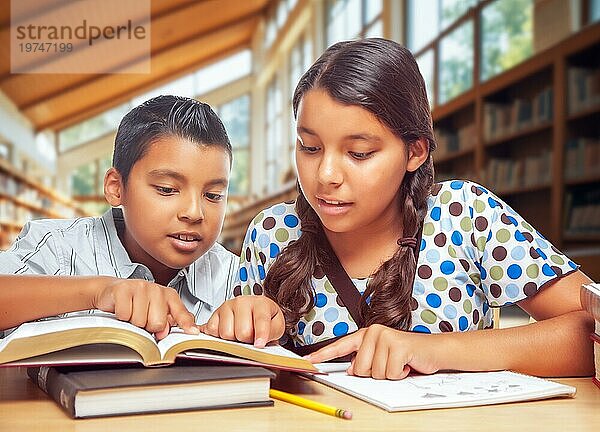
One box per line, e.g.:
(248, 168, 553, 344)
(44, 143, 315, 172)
(269, 388, 353, 420)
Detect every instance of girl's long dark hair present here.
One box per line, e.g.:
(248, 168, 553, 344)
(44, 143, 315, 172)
(264, 38, 436, 332)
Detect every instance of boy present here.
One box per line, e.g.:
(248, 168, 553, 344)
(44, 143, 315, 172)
(0, 95, 237, 340)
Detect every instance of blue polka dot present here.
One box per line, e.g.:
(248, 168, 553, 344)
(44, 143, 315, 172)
(440, 260, 455, 275)
(413, 280, 425, 295)
(451, 230, 463, 246)
(465, 246, 477, 261)
(258, 233, 270, 248)
(507, 264, 522, 279)
(239, 267, 248, 282)
(304, 335, 313, 345)
(257, 265, 266, 279)
(413, 325, 431, 334)
(510, 246, 525, 260)
(297, 321, 306, 335)
(251, 228, 257, 242)
(487, 230, 493, 241)
(426, 249, 440, 263)
(455, 272, 469, 285)
(315, 293, 327, 307)
(269, 242, 280, 258)
(542, 263, 555, 276)
(536, 230, 547, 240)
(536, 248, 547, 260)
(426, 293, 442, 308)
(324, 307, 339, 322)
(476, 185, 488, 195)
(475, 262, 487, 279)
(474, 293, 483, 307)
(443, 304, 457, 319)
(458, 316, 468, 330)
(420, 238, 426, 251)
(514, 231, 526, 242)
(441, 218, 453, 231)
(450, 180, 464, 189)
(506, 216, 518, 226)
(272, 204, 286, 215)
(488, 197, 499, 208)
(466, 284, 476, 297)
(333, 322, 349, 336)
(568, 260, 578, 270)
(430, 207, 441, 221)
(483, 302, 489, 315)
(284, 214, 299, 228)
(469, 206, 474, 218)
(505, 283, 519, 299)
(536, 238, 548, 249)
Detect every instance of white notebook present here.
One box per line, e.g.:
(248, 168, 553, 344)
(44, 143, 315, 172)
(310, 363, 576, 412)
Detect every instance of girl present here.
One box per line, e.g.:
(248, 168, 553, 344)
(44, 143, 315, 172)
(203, 38, 594, 379)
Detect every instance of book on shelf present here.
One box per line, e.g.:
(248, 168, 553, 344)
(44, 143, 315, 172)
(565, 190, 600, 234)
(0, 312, 318, 373)
(308, 363, 576, 412)
(568, 66, 600, 114)
(27, 364, 275, 418)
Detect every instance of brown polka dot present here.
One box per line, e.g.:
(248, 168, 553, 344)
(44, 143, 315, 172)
(312, 321, 325, 336)
(529, 247, 540, 259)
(449, 202, 463, 216)
(418, 265, 432, 279)
(336, 295, 345, 307)
(314, 265, 325, 279)
(434, 233, 447, 247)
(551, 266, 562, 276)
(284, 199, 295, 204)
(522, 232, 534, 242)
(410, 296, 418, 311)
(259, 252, 267, 265)
(523, 282, 538, 297)
(492, 246, 507, 261)
(551, 245, 561, 254)
(500, 214, 512, 225)
(431, 183, 442, 195)
(490, 283, 502, 298)
(472, 185, 484, 195)
(262, 217, 276, 230)
(245, 247, 252, 261)
(470, 233, 477, 247)
(233, 285, 242, 296)
(475, 216, 488, 231)
(439, 321, 453, 332)
(252, 283, 263, 295)
(449, 287, 462, 302)
(472, 309, 480, 324)
(460, 259, 470, 272)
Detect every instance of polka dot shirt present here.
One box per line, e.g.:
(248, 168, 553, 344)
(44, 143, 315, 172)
(232, 180, 579, 348)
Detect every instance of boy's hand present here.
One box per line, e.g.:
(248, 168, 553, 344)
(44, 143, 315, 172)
(200, 296, 285, 348)
(305, 324, 441, 380)
(93, 278, 198, 340)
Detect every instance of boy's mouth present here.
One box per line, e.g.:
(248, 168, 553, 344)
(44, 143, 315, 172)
(168, 232, 203, 254)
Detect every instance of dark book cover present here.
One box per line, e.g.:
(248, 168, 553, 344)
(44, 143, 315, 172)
(28, 364, 275, 418)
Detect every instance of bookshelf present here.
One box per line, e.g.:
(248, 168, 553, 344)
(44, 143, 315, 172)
(0, 157, 88, 250)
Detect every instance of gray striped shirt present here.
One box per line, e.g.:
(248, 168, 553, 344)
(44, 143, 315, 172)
(0, 208, 238, 336)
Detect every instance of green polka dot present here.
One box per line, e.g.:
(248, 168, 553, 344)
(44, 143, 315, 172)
(496, 229, 510, 243)
(469, 273, 481, 285)
(305, 308, 316, 322)
(275, 228, 289, 242)
(490, 266, 504, 281)
(347, 313, 355, 323)
(440, 191, 452, 204)
(476, 236, 487, 252)
(522, 221, 534, 232)
(253, 212, 264, 224)
(474, 199, 486, 213)
(526, 264, 539, 278)
(477, 320, 484, 330)
(460, 217, 473, 232)
(242, 285, 252, 295)
(448, 245, 457, 258)
(423, 222, 435, 236)
(463, 299, 472, 313)
(433, 277, 448, 291)
(550, 255, 564, 265)
(421, 309, 438, 324)
(490, 300, 499, 307)
(324, 280, 335, 293)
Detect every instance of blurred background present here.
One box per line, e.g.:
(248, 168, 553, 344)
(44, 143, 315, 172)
(0, 0, 599, 287)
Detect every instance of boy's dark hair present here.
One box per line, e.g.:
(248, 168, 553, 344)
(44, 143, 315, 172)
(264, 38, 436, 333)
(113, 95, 232, 184)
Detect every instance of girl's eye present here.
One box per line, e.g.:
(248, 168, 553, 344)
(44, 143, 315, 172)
(155, 186, 177, 195)
(298, 140, 320, 154)
(205, 192, 225, 202)
(349, 151, 374, 160)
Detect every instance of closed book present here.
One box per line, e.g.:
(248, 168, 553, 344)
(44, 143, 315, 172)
(27, 364, 275, 418)
(581, 283, 600, 322)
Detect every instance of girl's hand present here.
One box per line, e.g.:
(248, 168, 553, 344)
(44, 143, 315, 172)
(200, 296, 285, 348)
(305, 324, 441, 380)
(93, 277, 199, 340)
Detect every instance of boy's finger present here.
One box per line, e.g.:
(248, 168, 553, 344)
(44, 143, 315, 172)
(304, 332, 362, 363)
(167, 297, 198, 334)
(154, 321, 171, 340)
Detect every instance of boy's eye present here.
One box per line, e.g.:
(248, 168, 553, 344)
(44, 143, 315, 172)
(155, 186, 177, 195)
(205, 192, 225, 202)
(349, 151, 374, 160)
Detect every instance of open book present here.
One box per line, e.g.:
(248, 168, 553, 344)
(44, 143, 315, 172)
(309, 363, 576, 412)
(0, 312, 317, 373)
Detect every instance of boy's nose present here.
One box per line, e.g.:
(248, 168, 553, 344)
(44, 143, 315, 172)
(179, 197, 205, 222)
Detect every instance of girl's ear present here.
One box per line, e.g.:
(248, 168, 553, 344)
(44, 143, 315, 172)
(103, 167, 124, 207)
(406, 138, 429, 172)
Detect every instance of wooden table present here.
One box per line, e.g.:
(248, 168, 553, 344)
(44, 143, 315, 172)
(1, 367, 599, 431)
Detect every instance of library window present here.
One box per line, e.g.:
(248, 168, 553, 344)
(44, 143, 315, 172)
(480, 0, 534, 82)
(265, 76, 284, 192)
(217, 95, 251, 196)
(439, 21, 474, 104)
(263, 0, 298, 49)
(325, 0, 383, 46)
(416, 49, 435, 107)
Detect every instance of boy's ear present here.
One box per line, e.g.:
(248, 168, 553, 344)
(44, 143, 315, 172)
(104, 167, 124, 207)
(406, 138, 430, 172)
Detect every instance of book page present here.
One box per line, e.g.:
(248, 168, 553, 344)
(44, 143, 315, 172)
(309, 370, 576, 412)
